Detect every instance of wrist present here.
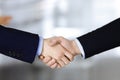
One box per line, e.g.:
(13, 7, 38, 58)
(41, 39, 46, 56)
(41, 39, 51, 56)
(72, 40, 81, 55)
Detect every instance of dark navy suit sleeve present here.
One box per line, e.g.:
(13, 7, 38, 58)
(77, 18, 120, 58)
(0, 25, 39, 63)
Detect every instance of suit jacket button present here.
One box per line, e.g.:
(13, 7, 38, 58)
(13, 53, 16, 57)
(8, 51, 12, 56)
(9, 51, 12, 54)
(17, 54, 20, 57)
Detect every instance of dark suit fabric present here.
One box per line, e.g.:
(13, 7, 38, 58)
(77, 18, 120, 58)
(0, 25, 39, 63)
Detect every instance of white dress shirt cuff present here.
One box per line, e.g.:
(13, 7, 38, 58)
(36, 36, 44, 56)
(75, 39, 85, 59)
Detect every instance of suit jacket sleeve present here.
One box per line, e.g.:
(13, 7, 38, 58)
(0, 25, 39, 63)
(77, 18, 120, 58)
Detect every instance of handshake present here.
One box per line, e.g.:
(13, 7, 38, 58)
(39, 36, 81, 69)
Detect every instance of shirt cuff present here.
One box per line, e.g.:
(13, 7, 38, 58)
(74, 39, 85, 59)
(36, 36, 44, 56)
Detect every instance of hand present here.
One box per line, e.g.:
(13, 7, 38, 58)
(49, 36, 81, 56)
(40, 56, 58, 69)
(39, 38, 74, 68)
(40, 36, 81, 69)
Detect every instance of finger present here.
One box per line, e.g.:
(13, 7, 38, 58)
(50, 63, 58, 69)
(57, 65, 61, 69)
(42, 56, 52, 63)
(64, 51, 74, 61)
(61, 56, 70, 65)
(47, 58, 56, 66)
(57, 60, 65, 67)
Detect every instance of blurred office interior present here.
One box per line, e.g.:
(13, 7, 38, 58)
(0, 0, 120, 80)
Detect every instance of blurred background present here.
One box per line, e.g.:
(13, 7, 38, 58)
(0, 0, 120, 80)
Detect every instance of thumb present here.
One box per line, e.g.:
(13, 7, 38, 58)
(39, 55, 45, 60)
(49, 37, 60, 46)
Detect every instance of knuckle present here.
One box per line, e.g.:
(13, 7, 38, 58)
(43, 59, 47, 63)
(52, 59, 56, 63)
(65, 62, 69, 65)
(59, 36, 64, 39)
(67, 60, 70, 64)
(51, 66, 54, 69)
(70, 55, 74, 61)
(46, 57, 51, 61)
(46, 63, 51, 66)
(55, 56, 61, 60)
(55, 55, 63, 60)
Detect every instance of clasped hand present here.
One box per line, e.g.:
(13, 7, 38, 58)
(39, 37, 81, 69)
